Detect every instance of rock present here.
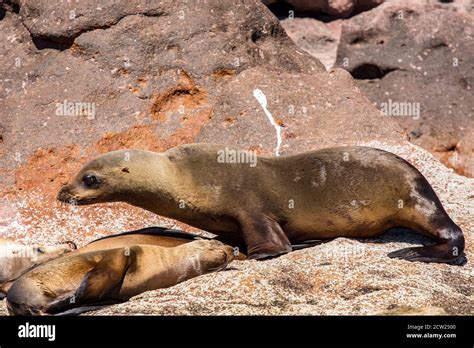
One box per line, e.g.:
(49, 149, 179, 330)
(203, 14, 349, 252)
(262, 0, 383, 18)
(0, 0, 404, 241)
(335, 0, 474, 177)
(281, 18, 342, 70)
(377, 305, 448, 316)
(0, 0, 472, 316)
(432, 0, 473, 13)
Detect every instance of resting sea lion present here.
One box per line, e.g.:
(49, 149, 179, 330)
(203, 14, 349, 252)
(0, 227, 225, 299)
(6, 239, 234, 315)
(0, 238, 76, 298)
(57, 144, 465, 264)
(69, 226, 245, 260)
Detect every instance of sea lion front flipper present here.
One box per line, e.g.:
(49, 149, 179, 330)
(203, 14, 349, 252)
(88, 226, 204, 245)
(239, 215, 292, 260)
(53, 301, 124, 316)
(75, 248, 131, 303)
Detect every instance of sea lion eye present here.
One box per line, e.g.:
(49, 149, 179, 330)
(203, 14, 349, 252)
(35, 247, 45, 254)
(82, 174, 100, 188)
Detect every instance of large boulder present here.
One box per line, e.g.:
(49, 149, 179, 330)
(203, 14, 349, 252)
(0, 0, 404, 241)
(335, 0, 474, 177)
(280, 18, 342, 70)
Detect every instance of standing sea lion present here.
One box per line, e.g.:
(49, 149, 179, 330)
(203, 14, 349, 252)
(0, 238, 76, 297)
(6, 239, 234, 315)
(57, 144, 465, 264)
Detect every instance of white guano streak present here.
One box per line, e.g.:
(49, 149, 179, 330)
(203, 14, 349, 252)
(253, 89, 282, 156)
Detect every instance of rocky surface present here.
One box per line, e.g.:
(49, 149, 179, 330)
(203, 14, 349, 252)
(1, 141, 472, 317)
(0, 0, 404, 241)
(335, 0, 474, 177)
(0, 0, 472, 316)
(281, 18, 342, 70)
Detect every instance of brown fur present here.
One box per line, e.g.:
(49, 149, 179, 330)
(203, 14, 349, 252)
(0, 238, 76, 296)
(57, 144, 465, 263)
(6, 240, 234, 315)
(70, 227, 246, 260)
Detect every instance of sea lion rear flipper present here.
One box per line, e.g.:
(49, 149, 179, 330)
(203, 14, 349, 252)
(388, 226, 466, 265)
(75, 248, 132, 303)
(388, 245, 466, 265)
(240, 215, 292, 260)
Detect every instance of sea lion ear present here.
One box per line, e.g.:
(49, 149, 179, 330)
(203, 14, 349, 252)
(121, 167, 130, 173)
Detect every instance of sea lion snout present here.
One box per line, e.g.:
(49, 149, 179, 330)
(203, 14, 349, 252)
(218, 243, 236, 264)
(57, 183, 101, 205)
(57, 184, 76, 204)
(190, 240, 235, 272)
(57, 166, 123, 205)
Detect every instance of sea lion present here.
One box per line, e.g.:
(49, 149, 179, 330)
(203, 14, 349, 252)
(0, 238, 76, 298)
(57, 144, 465, 264)
(0, 228, 223, 299)
(6, 239, 234, 315)
(70, 226, 245, 260)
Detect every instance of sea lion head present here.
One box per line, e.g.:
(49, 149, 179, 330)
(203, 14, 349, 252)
(29, 241, 77, 264)
(0, 240, 76, 287)
(57, 149, 152, 206)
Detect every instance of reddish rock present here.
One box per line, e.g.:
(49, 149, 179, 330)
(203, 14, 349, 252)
(0, 0, 471, 317)
(335, 0, 474, 176)
(0, 0, 403, 203)
(281, 18, 342, 70)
